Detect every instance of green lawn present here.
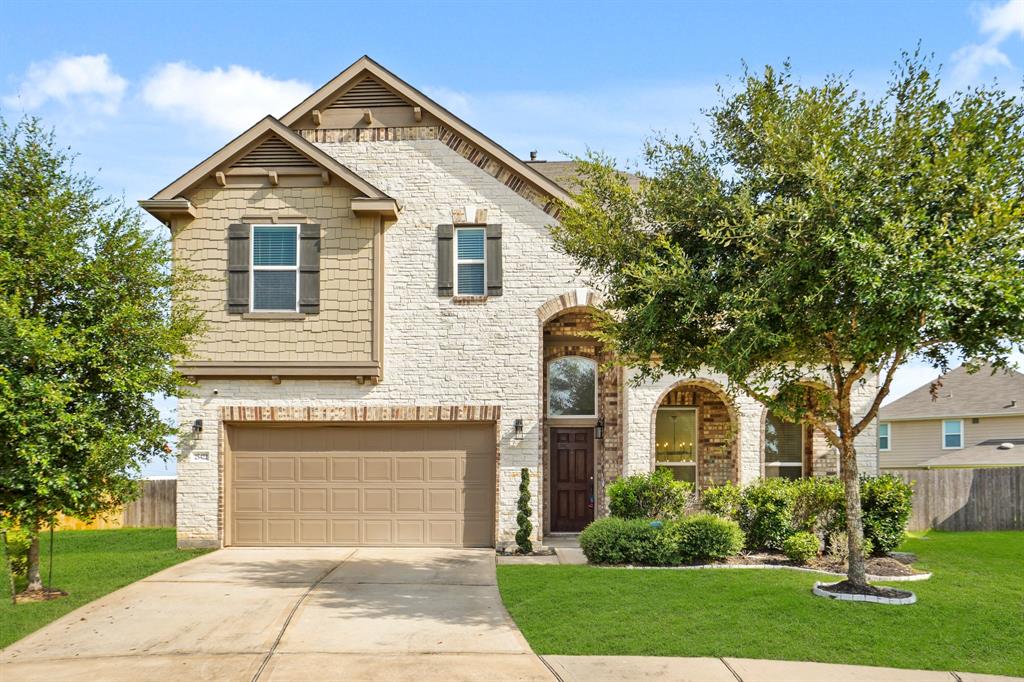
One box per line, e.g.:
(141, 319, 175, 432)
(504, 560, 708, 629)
(1, 528, 210, 649)
(497, 531, 1024, 677)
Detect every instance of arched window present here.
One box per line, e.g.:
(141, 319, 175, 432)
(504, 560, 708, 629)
(764, 411, 804, 479)
(547, 356, 597, 417)
(655, 407, 697, 483)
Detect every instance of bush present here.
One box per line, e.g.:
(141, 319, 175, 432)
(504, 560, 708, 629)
(2, 527, 30, 577)
(791, 476, 845, 538)
(700, 481, 742, 520)
(782, 531, 820, 563)
(515, 468, 533, 554)
(737, 478, 796, 550)
(676, 513, 745, 562)
(860, 474, 913, 555)
(579, 517, 678, 565)
(608, 469, 692, 520)
(828, 531, 873, 563)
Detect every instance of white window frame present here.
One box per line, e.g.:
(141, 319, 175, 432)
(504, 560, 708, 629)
(764, 413, 804, 478)
(878, 422, 891, 452)
(454, 226, 487, 296)
(942, 419, 964, 450)
(250, 224, 300, 313)
(655, 407, 698, 482)
(547, 355, 598, 419)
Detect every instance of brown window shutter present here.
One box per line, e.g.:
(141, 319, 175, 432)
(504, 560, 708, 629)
(227, 223, 250, 314)
(437, 224, 454, 297)
(486, 224, 502, 296)
(299, 224, 321, 314)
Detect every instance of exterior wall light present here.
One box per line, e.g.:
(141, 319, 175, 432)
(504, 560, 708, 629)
(595, 417, 605, 440)
(192, 419, 203, 435)
(513, 419, 524, 439)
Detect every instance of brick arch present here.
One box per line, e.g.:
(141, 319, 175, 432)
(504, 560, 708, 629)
(536, 288, 603, 323)
(650, 379, 740, 487)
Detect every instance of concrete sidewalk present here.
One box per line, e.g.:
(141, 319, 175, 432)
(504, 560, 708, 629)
(542, 655, 1021, 682)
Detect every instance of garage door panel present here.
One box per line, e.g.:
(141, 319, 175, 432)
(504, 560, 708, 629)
(227, 424, 495, 547)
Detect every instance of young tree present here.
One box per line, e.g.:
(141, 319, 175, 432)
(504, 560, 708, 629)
(553, 54, 1024, 588)
(0, 118, 204, 593)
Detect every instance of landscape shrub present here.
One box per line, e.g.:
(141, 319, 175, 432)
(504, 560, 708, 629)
(700, 481, 742, 520)
(782, 531, 820, 563)
(860, 474, 913, 555)
(515, 468, 533, 554)
(791, 476, 845, 538)
(737, 477, 796, 550)
(676, 513, 745, 562)
(1, 527, 30, 577)
(608, 469, 692, 520)
(828, 531, 874, 563)
(579, 517, 679, 565)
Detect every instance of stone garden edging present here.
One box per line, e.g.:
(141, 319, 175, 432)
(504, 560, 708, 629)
(813, 581, 918, 605)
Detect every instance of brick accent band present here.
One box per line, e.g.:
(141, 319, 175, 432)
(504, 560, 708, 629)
(220, 404, 501, 423)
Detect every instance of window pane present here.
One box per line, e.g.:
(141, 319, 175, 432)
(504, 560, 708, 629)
(457, 263, 485, 295)
(253, 226, 297, 266)
(766, 465, 802, 480)
(656, 465, 695, 483)
(548, 357, 597, 416)
(252, 270, 296, 310)
(878, 423, 890, 450)
(655, 410, 696, 464)
(456, 228, 485, 260)
(765, 412, 802, 464)
(943, 420, 961, 448)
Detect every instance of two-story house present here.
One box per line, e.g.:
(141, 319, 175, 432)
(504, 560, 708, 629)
(878, 364, 1024, 469)
(141, 56, 879, 549)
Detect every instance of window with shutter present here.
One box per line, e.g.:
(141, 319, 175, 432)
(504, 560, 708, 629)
(251, 225, 299, 311)
(455, 227, 486, 295)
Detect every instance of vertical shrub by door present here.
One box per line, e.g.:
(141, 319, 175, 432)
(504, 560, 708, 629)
(516, 468, 533, 554)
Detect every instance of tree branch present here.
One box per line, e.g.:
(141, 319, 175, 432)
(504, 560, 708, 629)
(851, 347, 906, 435)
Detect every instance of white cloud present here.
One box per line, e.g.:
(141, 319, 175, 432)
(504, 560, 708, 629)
(951, 0, 1024, 85)
(141, 63, 310, 133)
(2, 54, 127, 115)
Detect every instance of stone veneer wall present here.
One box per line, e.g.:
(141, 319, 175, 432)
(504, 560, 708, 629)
(541, 310, 623, 528)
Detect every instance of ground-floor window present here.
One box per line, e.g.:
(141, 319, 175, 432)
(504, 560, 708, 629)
(764, 411, 803, 479)
(655, 407, 697, 483)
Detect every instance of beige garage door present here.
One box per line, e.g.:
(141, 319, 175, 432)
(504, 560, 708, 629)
(226, 423, 496, 547)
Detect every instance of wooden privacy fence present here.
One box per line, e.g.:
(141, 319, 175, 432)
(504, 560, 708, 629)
(57, 479, 176, 530)
(889, 467, 1024, 532)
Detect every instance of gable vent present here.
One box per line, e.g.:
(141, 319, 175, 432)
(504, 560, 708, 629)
(232, 137, 312, 168)
(329, 77, 409, 109)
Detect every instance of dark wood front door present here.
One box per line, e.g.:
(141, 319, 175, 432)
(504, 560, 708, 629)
(550, 428, 595, 532)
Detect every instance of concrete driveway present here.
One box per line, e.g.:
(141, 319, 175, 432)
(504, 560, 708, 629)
(0, 547, 554, 682)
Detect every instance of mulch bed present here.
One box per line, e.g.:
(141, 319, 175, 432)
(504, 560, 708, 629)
(14, 587, 68, 604)
(816, 580, 914, 600)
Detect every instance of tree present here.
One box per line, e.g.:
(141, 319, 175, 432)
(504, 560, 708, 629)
(552, 53, 1024, 589)
(0, 118, 205, 593)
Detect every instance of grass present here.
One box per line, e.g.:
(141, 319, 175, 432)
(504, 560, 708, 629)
(1, 528, 210, 649)
(497, 531, 1024, 677)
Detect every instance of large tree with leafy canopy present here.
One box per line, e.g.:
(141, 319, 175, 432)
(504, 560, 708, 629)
(553, 53, 1024, 588)
(0, 118, 205, 593)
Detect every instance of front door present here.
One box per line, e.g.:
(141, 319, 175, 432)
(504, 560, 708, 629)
(550, 428, 594, 532)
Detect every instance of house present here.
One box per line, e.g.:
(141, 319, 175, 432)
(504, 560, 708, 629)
(878, 364, 1024, 469)
(140, 56, 879, 549)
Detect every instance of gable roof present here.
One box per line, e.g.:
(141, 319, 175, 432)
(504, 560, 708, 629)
(880, 364, 1024, 421)
(280, 55, 573, 208)
(526, 160, 642, 192)
(147, 116, 392, 202)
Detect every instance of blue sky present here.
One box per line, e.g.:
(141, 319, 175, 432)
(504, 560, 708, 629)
(3, 0, 1023, 475)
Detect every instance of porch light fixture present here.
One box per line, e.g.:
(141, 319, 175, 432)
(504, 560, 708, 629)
(595, 417, 605, 440)
(513, 419, 524, 439)
(192, 419, 203, 435)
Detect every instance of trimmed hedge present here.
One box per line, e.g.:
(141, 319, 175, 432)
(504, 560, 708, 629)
(607, 469, 693, 520)
(579, 514, 744, 566)
(701, 474, 912, 556)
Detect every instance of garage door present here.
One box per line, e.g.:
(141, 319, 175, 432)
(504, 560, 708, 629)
(225, 423, 496, 547)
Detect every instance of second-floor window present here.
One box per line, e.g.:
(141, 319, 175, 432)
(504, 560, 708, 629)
(878, 422, 891, 451)
(252, 225, 299, 311)
(455, 227, 486, 296)
(942, 419, 963, 449)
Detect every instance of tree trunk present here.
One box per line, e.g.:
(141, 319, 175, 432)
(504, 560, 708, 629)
(25, 527, 43, 593)
(838, 434, 868, 587)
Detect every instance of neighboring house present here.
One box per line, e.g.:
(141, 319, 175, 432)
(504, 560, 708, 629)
(140, 56, 879, 549)
(878, 364, 1024, 469)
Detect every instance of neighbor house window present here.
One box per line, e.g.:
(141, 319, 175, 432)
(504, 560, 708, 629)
(547, 356, 597, 417)
(765, 411, 803, 479)
(878, 422, 891, 451)
(251, 225, 299, 311)
(655, 408, 697, 483)
(455, 227, 486, 295)
(942, 419, 963, 449)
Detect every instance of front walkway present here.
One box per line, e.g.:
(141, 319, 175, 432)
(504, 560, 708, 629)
(0, 547, 551, 681)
